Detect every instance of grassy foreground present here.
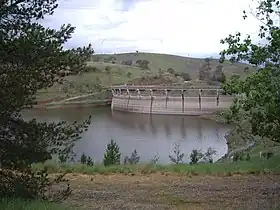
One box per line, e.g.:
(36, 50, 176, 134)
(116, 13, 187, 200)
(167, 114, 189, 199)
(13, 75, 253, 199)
(4, 153, 280, 209)
(0, 199, 67, 210)
(33, 154, 280, 176)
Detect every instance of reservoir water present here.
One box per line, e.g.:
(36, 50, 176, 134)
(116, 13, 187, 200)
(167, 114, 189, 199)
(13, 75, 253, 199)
(23, 107, 231, 164)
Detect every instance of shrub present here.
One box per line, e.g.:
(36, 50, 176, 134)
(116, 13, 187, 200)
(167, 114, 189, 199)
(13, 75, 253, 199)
(167, 68, 175, 74)
(126, 72, 132, 78)
(150, 153, 160, 164)
(260, 151, 274, 159)
(169, 143, 184, 164)
(80, 153, 87, 164)
(80, 153, 94, 166)
(124, 149, 140, 164)
(244, 66, 249, 72)
(86, 156, 94, 166)
(136, 60, 149, 69)
(180, 72, 191, 81)
(232, 151, 251, 162)
(103, 139, 121, 166)
(190, 149, 203, 165)
(158, 68, 165, 75)
(105, 66, 111, 72)
(202, 147, 217, 163)
(212, 65, 226, 83)
(122, 60, 132, 66)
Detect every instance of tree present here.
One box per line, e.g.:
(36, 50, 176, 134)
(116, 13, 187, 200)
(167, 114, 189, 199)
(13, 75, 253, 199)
(80, 153, 87, 164)
(122, 60, 132, 66)
(202, 147, 217, 163)
(169, 143, 184, 164)
(167, 68, 175, 74)
(198, 57, 212, 80)
(126, 71, 132, 78)
(220, 0, 280, 143)
(124, 149, 140, 164)
(136, 60, 149, 69)
(180, 72, 191, 81)
(212, 65, 226, 83)
(189, 149, 203, 164)
(0, 0, 93, 200)
(103, 139, 121, 166)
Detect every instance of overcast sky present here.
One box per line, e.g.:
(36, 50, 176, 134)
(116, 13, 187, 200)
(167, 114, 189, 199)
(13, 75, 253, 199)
(42, 0, 261, 57)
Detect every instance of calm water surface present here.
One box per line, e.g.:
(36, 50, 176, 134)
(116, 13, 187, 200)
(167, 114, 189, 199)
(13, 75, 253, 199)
(23, 107, 231, 164)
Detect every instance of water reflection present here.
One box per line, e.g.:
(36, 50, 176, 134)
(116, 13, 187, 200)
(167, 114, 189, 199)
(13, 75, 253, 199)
(197, 119, 203, 141)
(149, 116, 157, 135)
(164, 121, 171, 137)
(23, 107, 231, 164)
(180, 117, 187, 138)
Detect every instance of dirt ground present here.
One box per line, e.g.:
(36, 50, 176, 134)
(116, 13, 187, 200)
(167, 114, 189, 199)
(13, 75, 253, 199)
(64, 173, 280, 210)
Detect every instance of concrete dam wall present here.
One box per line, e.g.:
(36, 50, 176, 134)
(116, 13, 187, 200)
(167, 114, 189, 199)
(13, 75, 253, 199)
(111, 86, 234, 116)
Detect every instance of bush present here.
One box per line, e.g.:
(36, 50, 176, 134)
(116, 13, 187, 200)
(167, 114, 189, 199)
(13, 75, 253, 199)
(202, 147, 217, 163)
(80, 153, 87, 164)
(150, 153, 160, 164)
(80, 153, 94, 166)
(180, 72, 191, 81)
(260, 151, 274, 159)
(190, 149, 203, 165)
(124, 149, 140, 164)
(122, 60, 133, 66)
(169, 143, 184, 164)
(232, 151, 251, 162)
(167, 68, 175, 74)
(86, 156, 94, 166)
(244, 66, 249, 72)
(103, 139, 121, 166)
(136, 60, 149, 69)
(105, 66, 111, 72)
(126, 72, 132, 78)
(158, 68, 165, 75)
(212, 65, 226, 83)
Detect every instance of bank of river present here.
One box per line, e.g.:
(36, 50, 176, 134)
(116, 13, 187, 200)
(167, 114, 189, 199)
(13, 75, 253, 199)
(23, 107, 232, 164)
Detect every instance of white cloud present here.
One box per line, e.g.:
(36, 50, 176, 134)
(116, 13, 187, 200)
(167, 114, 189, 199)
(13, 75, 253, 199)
(43, 0, 261, 57)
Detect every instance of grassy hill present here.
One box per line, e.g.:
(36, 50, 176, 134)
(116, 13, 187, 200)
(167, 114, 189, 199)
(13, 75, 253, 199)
(98, 52, 254, 78)
(36, 52, 254, 102)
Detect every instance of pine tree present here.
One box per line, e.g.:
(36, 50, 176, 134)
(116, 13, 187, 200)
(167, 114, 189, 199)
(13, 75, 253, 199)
(0, 0, 93, 200)
(103, 139, 121, 166)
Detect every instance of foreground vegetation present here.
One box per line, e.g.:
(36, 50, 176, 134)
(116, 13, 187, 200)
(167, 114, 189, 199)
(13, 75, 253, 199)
(0, 199, 66, 210)
(34, 156, 280, 176)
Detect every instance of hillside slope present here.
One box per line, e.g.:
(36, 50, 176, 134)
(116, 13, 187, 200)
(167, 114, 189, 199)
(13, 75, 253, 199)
(96, 52, 254, 79)
(37, 52, 254, 102)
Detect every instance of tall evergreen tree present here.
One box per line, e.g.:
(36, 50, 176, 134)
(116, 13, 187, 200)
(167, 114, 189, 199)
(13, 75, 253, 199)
(0, 0, 93, 200)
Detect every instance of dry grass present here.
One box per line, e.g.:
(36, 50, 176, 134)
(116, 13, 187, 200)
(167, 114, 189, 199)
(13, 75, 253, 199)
(64, 173, 280, 209)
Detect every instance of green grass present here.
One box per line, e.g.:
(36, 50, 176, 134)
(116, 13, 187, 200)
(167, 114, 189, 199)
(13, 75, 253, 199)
(37, 52, 254, 102)
(33, 154, 280, 176)
(0, 199, 68, 210)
